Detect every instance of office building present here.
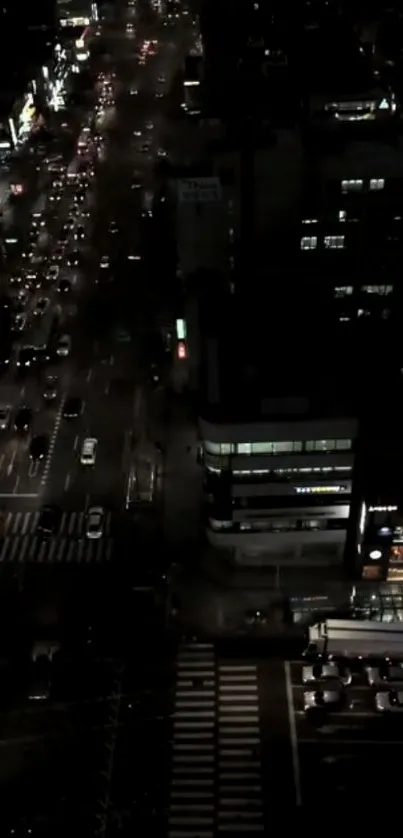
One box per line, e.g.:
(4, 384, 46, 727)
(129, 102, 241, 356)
(178, 3, 403, 587)
(198, 293, 360, 575)
(57, 0, 96, 28)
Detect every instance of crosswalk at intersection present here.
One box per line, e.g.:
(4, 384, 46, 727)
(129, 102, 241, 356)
(0, 510, 113, 563)
(168, 641, 265, 837)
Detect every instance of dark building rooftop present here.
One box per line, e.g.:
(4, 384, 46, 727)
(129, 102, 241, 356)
(199, 288, 400, 425)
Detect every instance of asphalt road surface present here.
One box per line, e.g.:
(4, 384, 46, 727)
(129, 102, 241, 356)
(0, 1, 208, 834)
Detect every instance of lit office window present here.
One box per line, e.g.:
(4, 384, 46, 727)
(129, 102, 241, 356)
(334, 286, 353, 297)
(369, 178, 385, 191)
(301, 236, 317, 250)
(324, 235, 345, 249)
(362, 285, 393, 295)
(204, 441, 234, 455)
(341, 179, 363, 193)
(305, 439, 352, 452)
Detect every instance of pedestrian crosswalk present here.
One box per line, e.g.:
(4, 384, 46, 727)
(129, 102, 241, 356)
(0, 510, 114, 563)
(0, 534, 113, 563)
(168, 641, 265, 837)
(2, 510, 112, 538)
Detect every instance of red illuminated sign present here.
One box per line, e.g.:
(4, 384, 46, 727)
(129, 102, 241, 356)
(177, 342, 187, 360)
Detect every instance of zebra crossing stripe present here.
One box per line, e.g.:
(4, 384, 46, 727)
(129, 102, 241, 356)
(3, 510, 111, 538)
(0, 535, 114, 563)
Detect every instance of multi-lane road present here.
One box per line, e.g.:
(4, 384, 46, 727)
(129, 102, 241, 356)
(0, 0, 197, 553)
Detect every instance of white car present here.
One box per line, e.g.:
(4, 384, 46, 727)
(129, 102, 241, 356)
(100, 256, 109, 269)
(0, 406, 11, 430)
(46, 265, 60, 283)
(375, 690, 403, 712)
(302, 662, 352, 686)
(304, 688, 344, 711)
(86, 506, 104, 539)
(80, 437, 97, 466)
(56, 334, 71, 357)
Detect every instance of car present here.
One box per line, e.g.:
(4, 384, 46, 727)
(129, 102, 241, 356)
(36, 505, 62, 536)
(53, 244, 65, 261)
(23, 267, 40, 287)
(9, 273, 22, 286)
(12, 313, 26, 332)
(302, 662, 352, 686)
(304, 688, 344, 712)
(14, 406, 33, 432)
(29, 435, 48, 461)
(140, 142, 150, 153)
(86, 506, 104, 539)
(57, 278, 72, 293)
(43, 375, 58, 401)
(56, 334, 71, 357)
(366, 664, 403, 686)
(59, 230, 69, 244)
(108, 221, 118, 234)
(100, 255, 109, 269)
(31, 639, 60, 662)
(33, 297, 50, 316)
(46, 265, 59, 283)
(0, 406, 11, 430)
(65, 217, 76, 229)
(11, 287, 29, 306)
(16, 347, 35, 368)
(63, 396, 82, 419)
(74, 225, 85, 241)
(28, 657, 52, 701)
(66, 250, 80, 267)
(80, 437, 97, 465)
(375, 690, 403, 713)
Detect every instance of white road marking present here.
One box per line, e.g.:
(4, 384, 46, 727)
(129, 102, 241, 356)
(73, 435, 79, 450)
(104, 381, 110, 395)
(0, 493, 38, 499)
(40, 396, 65, 488)
(13, 475, 20, 492)
(86, 367, 93, 382)
(64, 472, 71, 491)
(285, 661, 302, 807)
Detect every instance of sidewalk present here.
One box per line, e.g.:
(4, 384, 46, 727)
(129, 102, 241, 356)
(161, 390, 203, 550)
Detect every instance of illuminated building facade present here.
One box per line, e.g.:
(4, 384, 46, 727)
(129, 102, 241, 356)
(56, 0, 98, 29)
(197, 292, 363, 573)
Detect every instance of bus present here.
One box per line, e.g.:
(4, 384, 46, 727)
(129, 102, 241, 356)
(125, 458, 156, 509)
(31, 193, 47, 228)
(77, 127, 91, 156)
(67, 157, 80, 180)
(23, 308, 59, 361)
